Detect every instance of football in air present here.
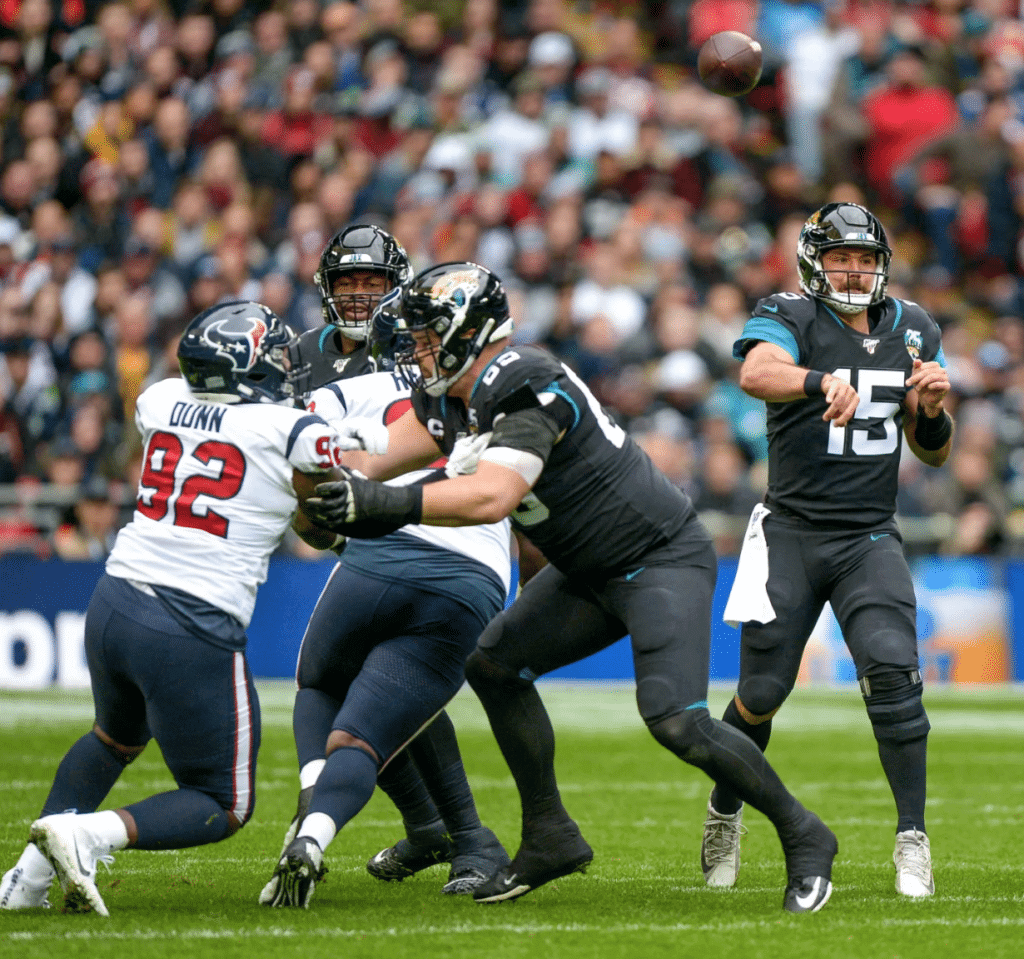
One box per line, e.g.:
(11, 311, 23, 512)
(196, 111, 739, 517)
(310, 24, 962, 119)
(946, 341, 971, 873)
(697, 31, 763, 97)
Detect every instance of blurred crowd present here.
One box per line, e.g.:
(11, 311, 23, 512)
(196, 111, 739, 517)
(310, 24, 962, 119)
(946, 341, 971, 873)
(2, 0, 1024, 561)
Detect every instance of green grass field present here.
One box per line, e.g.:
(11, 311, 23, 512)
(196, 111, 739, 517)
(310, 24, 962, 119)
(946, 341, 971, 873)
(2, 682, 1023, 959)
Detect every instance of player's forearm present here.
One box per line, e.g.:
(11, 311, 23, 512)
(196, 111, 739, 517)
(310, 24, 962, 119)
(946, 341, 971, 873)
(904, 407, 954, 468)
(740, 359, 825, 402)
(420, 474, 520, 526)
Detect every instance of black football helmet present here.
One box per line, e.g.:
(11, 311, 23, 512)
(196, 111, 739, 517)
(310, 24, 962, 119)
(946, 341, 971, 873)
(178, 301, 298, 404)
(797, 203, 891, 314)
(396, 262, 514, 396)
(314, 224, 412, 340)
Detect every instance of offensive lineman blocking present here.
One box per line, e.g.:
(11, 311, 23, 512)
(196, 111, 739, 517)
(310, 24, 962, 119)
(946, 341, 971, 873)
(303, 261, 840, 913)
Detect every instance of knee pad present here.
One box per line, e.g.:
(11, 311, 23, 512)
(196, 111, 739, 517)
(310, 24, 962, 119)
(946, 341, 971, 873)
(647, 706, 714, 764)
(736, 674, 789, 718)
(862, 669, 930, 746)
(464, 648, 533, 692)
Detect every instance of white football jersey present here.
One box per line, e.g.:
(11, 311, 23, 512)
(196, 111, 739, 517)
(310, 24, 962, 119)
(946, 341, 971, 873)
(308, 370, 512, 589)
(107, 378, 344, 626)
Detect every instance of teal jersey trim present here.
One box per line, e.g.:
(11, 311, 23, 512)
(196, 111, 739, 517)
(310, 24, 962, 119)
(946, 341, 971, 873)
(544, 380, 580, 431)
(734, 317, 800, 363)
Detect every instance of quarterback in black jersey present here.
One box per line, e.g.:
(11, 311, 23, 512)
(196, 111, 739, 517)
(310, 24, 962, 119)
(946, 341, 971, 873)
(289, 224, 412, 390)
(305, 261, 840, 914)
(702, 203, 952, 900)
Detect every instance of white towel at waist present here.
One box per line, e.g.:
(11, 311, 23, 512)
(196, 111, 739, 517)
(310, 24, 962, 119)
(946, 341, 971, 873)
(723, 503, 776, 628)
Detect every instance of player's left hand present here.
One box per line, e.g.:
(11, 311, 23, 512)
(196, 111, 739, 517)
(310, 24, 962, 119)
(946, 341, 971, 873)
(906, 359, 950, 417)
(334, 417, 389, 455)
(445, 431, 492, 478)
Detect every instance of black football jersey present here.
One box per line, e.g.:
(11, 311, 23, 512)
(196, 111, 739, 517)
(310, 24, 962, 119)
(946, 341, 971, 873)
(294, 326, 379, 389)
(411, 345, 695, 575)
(733, 293, 946, 528)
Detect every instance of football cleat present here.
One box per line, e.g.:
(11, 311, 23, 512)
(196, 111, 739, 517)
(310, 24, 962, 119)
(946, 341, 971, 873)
(366, 825, 455, 882)
(276, 786, 315, 858)
(700, 796, 746, 887)
(29, 815, 115, 917)
(779, 809, 838, 914)
(473, 818, 593, 903)
(442, 826, 512, 895)
(260, 837, 326, 909)
(0, 865, 53, 910)
(783, 875, 833, 913)
(894, 829, 934, 897)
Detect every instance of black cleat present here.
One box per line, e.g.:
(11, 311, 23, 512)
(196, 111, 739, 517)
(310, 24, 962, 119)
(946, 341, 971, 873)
(784, 875, 833, 913)
(366, 826, 456, 882)
(259, 837, 327, 909)
(442, 826, 512, 895)
(473, 820, 593, 903)
(780, 810, 838, 914)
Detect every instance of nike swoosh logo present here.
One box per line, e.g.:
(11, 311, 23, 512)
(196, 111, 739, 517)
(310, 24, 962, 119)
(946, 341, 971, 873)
(625, 567, 646, 581)
(761, 303, 779, 313)
(502, 874, 518, 887)
(870, 533, 890, 541)
(795, 876, 822, 909)
(72, 833, 89, 877)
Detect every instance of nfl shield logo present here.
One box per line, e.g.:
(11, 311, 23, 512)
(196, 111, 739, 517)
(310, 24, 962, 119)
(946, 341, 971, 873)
(863, 338, 880, 354)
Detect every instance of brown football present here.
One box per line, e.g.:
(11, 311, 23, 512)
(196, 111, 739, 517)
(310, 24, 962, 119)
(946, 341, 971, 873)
(697, 31, 763, 97)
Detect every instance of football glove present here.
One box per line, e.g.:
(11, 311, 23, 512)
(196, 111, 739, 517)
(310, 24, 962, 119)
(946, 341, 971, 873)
(303, 470, 423, 538)
(334, 417, 390, 455)
(445, 431, 493, 478)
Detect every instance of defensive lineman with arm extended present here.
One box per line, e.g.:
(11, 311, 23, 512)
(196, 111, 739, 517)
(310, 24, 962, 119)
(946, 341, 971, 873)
(0, 302, 350, 916)
(260, 359, 513, 908)
(304, 261, 841, 913)
(262, 231, 513, 906)
(701, 203, 951, 898)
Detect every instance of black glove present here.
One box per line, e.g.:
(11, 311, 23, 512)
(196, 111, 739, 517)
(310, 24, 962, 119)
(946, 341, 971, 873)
(303, 472, 423, 538)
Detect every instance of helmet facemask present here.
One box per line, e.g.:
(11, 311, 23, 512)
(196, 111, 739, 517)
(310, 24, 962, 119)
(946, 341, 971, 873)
(314, 225, 413, 340)
(316, 267, 394, 341)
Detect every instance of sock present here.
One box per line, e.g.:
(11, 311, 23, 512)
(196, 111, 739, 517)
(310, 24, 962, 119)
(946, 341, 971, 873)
(12, 843, 55, 883)
(40, 730, 134, 817)
(123, 789, 233, 850)
(293, 688, 342, 768)
(74, 810, 130, 852)
(878, 736, 928, 833)
(306, 746, 379, 845)
(300, 759, 325, 790)
(407, 712, 484, 838)
(377, 749, 446, 843)
(297, 812, 337, 851)
(711, 698, 774, 815)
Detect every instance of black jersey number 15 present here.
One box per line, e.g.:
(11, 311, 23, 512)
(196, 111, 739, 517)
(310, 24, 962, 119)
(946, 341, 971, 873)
(826, 368, 904, 457)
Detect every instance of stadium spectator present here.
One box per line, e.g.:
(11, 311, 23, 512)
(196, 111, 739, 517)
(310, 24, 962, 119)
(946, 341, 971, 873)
(860, 44, 960, 208)
(52, 474, 123, 560)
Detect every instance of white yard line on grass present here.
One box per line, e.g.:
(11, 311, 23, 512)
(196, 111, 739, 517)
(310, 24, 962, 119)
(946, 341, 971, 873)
(7, 914, 1024, 942)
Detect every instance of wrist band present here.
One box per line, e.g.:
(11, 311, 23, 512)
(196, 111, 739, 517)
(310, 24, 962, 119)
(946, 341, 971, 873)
(803, 370, 826, 396)
(914, 408, 952, 451)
